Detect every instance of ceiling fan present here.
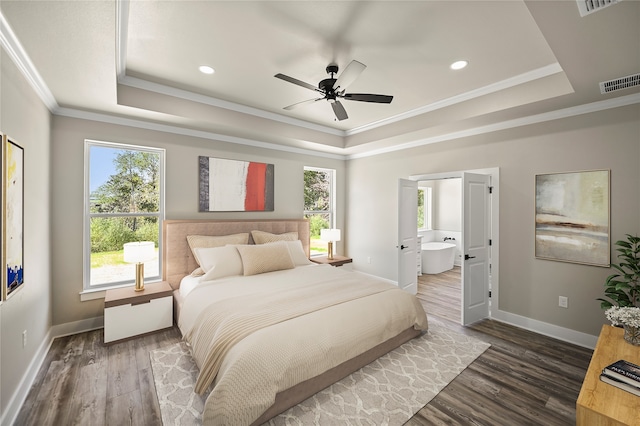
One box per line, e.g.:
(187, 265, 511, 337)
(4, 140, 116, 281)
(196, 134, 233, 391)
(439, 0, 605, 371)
(274, 60, 393, 121)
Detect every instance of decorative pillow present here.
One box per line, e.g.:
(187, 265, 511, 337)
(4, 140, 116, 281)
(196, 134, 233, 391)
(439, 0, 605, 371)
(187, 233, 249, 266)
(193, 246, 243, 280)
(236, 242, 295, 276)
(251, 230, 298, 244)
(270, 239, 312, 266)
(190, 267, 205, 277)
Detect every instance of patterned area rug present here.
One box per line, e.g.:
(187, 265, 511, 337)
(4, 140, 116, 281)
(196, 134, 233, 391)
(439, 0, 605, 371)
(150, 319, 490, 425)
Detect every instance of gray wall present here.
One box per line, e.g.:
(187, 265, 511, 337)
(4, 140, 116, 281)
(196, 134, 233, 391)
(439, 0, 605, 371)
(0, 48, 52, 418)
(346, 104, 640, 337)
(50, 116, 346, 326)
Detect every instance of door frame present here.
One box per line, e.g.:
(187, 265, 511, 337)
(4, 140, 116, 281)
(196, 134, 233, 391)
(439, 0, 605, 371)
(409, 167, 500, 323)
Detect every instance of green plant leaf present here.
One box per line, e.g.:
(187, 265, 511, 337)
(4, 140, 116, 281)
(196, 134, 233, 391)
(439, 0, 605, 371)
(599, 234, 640, 310)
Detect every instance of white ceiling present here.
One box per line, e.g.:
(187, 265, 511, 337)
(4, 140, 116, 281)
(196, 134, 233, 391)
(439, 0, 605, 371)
(1, 0, 638, 157)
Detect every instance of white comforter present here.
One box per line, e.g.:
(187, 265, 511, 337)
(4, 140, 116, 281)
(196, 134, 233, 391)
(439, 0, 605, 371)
(178, 264, 428, 425)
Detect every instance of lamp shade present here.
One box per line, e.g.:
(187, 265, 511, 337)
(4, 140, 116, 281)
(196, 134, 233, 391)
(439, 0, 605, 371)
(123, 241, 156, 263)
(320, 228, 341, 242)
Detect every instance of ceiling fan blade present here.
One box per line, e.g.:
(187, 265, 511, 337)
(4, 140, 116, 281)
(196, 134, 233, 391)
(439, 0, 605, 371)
(331, 101, 348, 121)
(275, 73, 321, 93)
(343, 93, 393, 103)
(283, 97, 323, 110)
(333, 60, 366, 90)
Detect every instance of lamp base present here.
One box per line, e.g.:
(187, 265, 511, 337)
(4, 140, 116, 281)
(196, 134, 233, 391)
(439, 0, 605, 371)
(327, 241, 334, 260)
(134, 262, 145, 292)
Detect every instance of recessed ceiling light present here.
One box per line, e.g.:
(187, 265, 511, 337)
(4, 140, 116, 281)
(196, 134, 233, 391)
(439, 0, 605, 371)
(450, 60, 468, 70)
(199, 65, 215, 75)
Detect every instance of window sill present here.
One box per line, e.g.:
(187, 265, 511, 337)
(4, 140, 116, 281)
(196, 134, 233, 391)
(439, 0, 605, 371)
(80, 282, 134, 301)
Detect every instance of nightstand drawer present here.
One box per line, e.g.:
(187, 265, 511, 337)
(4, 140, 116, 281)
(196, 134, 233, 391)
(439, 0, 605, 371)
(104, 295, 172, 343)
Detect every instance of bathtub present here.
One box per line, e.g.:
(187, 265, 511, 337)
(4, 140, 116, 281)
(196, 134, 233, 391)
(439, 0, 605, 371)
(421, 242, 456, 274)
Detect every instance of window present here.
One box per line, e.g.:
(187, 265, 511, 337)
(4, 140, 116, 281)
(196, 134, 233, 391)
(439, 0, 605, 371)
(304, 167, 335, 256)
(418, 186, 432, 230)
(84, 140, 165, 291)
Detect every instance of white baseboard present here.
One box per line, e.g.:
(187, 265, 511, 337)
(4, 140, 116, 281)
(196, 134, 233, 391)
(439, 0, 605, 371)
(492, 309, 598, 349)
(50, 315, 104, 338)
(1, 316, 104, 426)
(356, 270, 598, 349)
(1, 328, 52, 426)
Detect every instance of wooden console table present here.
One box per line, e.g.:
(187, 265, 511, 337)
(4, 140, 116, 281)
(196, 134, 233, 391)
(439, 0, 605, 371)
(576, 325, 640, 425)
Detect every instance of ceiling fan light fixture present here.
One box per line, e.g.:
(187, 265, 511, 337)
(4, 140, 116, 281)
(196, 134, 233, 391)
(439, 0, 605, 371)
(450, 60, 468, 70)
(199, 65, 215, 75)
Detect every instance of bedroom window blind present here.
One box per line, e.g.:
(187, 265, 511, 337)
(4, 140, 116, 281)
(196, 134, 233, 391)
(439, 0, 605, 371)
(83, 140, 165, 292)
(304, 167, 335, 257)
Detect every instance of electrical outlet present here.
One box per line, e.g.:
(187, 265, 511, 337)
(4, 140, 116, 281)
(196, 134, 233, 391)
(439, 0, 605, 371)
(559, 296, 568, 308)
(22, 330, 27, 348)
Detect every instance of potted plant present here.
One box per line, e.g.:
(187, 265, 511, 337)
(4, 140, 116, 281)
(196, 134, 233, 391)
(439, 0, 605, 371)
(598, 234, 640, 345)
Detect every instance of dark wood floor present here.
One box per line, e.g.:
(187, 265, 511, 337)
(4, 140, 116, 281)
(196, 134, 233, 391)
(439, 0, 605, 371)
(411, 267, 593, 425)
(417, 266, 462, 323)
(15, 272, 593, 425)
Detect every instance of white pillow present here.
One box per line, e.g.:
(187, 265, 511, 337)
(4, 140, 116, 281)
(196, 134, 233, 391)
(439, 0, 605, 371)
(179, 274, 202, 298)
(194, 246, 243, 280)
(187, 233, 249, 266)
(251, 230, 298, 244)
(269, 239, 312, 266)
(236, 242, 295, 276)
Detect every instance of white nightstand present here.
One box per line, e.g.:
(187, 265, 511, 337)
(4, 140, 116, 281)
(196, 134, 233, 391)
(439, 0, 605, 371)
(104, 281, 173, 344)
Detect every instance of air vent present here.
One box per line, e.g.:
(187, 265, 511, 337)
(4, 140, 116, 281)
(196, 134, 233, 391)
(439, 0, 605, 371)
(599, 73, 640, 94)
(576, 0, 619, 17)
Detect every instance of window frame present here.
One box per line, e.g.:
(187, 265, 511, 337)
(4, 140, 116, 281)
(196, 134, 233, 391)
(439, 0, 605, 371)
(418, 186, 433, 231)
(83, 140, 165, 293)
(303, 166, 336, 257)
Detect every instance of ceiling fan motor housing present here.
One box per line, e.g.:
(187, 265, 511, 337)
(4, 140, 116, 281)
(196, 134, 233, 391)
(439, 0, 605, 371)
(319, 78, 338, 99)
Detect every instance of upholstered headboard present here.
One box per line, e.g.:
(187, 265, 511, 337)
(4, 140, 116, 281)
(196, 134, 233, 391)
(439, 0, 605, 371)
(162, 219, 310, 290)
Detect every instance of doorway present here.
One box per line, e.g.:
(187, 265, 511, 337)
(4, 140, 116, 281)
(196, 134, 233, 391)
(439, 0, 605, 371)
(404, 168, 499, 325)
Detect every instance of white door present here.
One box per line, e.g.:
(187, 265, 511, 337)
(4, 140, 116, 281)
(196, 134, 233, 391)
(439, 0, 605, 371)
(462, 172, 491, 325)
(398, 179, 418, 294)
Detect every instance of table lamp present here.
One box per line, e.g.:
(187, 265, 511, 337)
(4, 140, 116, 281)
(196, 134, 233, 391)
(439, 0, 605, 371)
(123, 241, 155, 292)
(320, 228, 341, 260)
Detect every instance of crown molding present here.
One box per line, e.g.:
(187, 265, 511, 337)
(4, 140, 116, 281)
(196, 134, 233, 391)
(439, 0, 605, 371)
(345, 63, 565, 136)
(3, 7, 638, 162)
(55, 107, 346, 160)
(0, 11, 58, 112)
(115, 0, 129, 81)
(346, 92, 640, 159)
(118, 75, 345, 137)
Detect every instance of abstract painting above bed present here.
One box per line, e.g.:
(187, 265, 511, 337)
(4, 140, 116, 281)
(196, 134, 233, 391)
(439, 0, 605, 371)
(198, 156, 274, 212)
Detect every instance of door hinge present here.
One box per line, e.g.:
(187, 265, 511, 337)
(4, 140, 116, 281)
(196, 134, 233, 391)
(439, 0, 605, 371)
(489, 239, 492, 246)
(488, 186, 493, 194)
(489, 290, 492, 298)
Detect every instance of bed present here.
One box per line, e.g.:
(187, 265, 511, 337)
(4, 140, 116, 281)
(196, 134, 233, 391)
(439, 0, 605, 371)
(163, 219, 429, 425)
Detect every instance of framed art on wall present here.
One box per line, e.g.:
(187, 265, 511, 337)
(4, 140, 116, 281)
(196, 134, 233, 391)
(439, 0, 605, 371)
(3, 135, 25, 299)
(535, 169, 610, 267)
(198, 156, 274, 212)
